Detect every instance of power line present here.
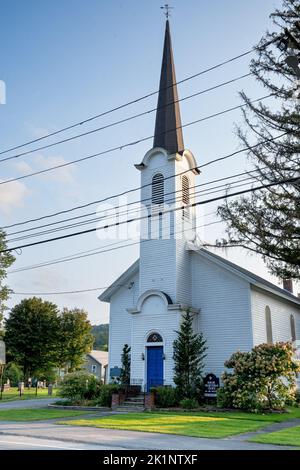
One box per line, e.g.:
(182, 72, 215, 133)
(5, 174, 262, 244)
(1, 175, 298, 254)
(0, 94, 272, 187)
(1, 114, 282, 234)
(2, 133, 287, 237)
(11, 286, 113, 295)
(0, 50, 254, 158)
(8, 220, 223, 274)
(0, 73, 252, 165)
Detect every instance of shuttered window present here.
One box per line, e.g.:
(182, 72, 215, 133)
(290, 314, 296, 342)
(265, 306, 273, 344)
(152, 173, 164, 204)
(182, 175, 190, 220)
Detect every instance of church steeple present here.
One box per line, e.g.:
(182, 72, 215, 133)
(153, 20, 184, 154)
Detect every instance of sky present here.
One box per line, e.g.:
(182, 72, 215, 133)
(0, 0, 294, 325)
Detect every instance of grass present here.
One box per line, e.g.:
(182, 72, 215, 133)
(0, 387, 57, 402)
(0, 408, 88, 421)
(250, 425, 300, 447)
(57, 408, 300, 439)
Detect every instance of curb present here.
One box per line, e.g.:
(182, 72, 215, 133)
(48, 404, 111, 412)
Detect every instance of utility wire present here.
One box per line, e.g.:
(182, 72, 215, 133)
(0, 94, 273, 187)
(6, 167, 262, 237)
(9, 220, 223, 274)
(0, 50, 254, 158)
(1, 108, 283, 235)
(5, 174, 262, 244)
(0, 73, 252, 164)
(1, 175, 298, 254)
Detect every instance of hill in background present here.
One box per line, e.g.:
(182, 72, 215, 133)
(91, 324, 109, 351)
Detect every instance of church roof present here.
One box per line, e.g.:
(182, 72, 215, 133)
(192, 248, 300, 307)
(99, 250, 300, 307)
(153, 20, 184, 154)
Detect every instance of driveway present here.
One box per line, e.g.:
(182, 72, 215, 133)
(0, 421, 296, 450)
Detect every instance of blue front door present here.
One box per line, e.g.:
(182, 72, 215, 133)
(146, 346, 163, 392)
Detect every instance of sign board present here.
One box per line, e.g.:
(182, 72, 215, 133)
(0, 341, 5, 365)
(110, 366, 122, 379)
(204, 373, 219, 398)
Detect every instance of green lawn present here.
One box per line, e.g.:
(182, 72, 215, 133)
(250, 425, 300, 447)
(57, 408, 300, 439)
(0, 408, 87, 421)
(0, 387, 57, 402)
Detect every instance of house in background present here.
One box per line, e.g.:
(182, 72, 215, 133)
(84, 350, 108, 383)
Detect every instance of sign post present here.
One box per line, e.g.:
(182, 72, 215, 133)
(0, 340, 6, 400)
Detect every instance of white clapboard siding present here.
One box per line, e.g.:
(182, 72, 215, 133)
(191, 251, 253, 379)
(251, 288, 300, 346)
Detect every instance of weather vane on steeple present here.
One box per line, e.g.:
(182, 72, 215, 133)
(160, 4, 174, 19)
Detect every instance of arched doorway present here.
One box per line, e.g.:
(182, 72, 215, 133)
(146, 332, 164, 392)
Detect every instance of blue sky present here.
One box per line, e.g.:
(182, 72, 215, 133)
(0, 0, 288, 324)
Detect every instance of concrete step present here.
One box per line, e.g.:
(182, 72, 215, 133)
(116, 406, 145, 412)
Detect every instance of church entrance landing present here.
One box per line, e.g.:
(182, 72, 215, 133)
(146, 346, 163, 392)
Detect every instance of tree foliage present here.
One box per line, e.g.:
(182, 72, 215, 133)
(4, 299, 93, 379)
(4, 297, 60, 380)
(57, 308, 94, 371)
(173, 310, 207, 399)
(217, 0, 300, 279)
(0, 230, 15, 335)
(217, 342, 300, 411)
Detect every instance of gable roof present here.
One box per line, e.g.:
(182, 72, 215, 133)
(98, 249, 300, 308)
(87, 350, 108, 366)
(192, 248, 300, 307)
(98, 259, 139, 302)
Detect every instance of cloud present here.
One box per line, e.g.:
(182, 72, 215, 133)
(35, 154, 75, 183)
(0, 180, 28, 214)
(14, 155, 75, 184)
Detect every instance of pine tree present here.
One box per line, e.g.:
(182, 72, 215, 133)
(217, 0, 300, 279)
(173, 310, 207, 399)
(120, 344, 131, 385)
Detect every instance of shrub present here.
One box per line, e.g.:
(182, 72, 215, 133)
(180, 398, 199, 410)
(58, 371, 100, 402)
(3, 362, 23, 387)
(219, 342, 300, 412)
(154, 386, 178, 408)
(95, 384, 120, 407)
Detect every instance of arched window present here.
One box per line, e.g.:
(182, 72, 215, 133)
(147, 332, 163, 343)
(265, 306, 273, 344)
(290, 314, 296, 342)
(152, 173, 164, 205)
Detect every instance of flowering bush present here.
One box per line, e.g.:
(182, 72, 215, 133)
(58, 371, 100, 402)
(217, 342, 300, 412)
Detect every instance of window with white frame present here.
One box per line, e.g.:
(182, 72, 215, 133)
(91, 364, 97, 374)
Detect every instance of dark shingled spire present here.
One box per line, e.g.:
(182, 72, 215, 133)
(153, 20, 184, 154)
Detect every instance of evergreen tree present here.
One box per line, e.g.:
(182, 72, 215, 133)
(120, 344, 131, 385)
(173, 310, 207, 399)
(217, 0, 300, 279)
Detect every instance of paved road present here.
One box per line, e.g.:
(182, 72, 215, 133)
(0, 433, 123, 450)
(0, 421, 295, 450)
(0, 398, 59, 409)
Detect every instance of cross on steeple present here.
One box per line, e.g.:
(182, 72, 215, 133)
(160, 4, 174, 20)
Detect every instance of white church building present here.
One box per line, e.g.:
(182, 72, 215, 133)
(99, 20, 300, 391)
